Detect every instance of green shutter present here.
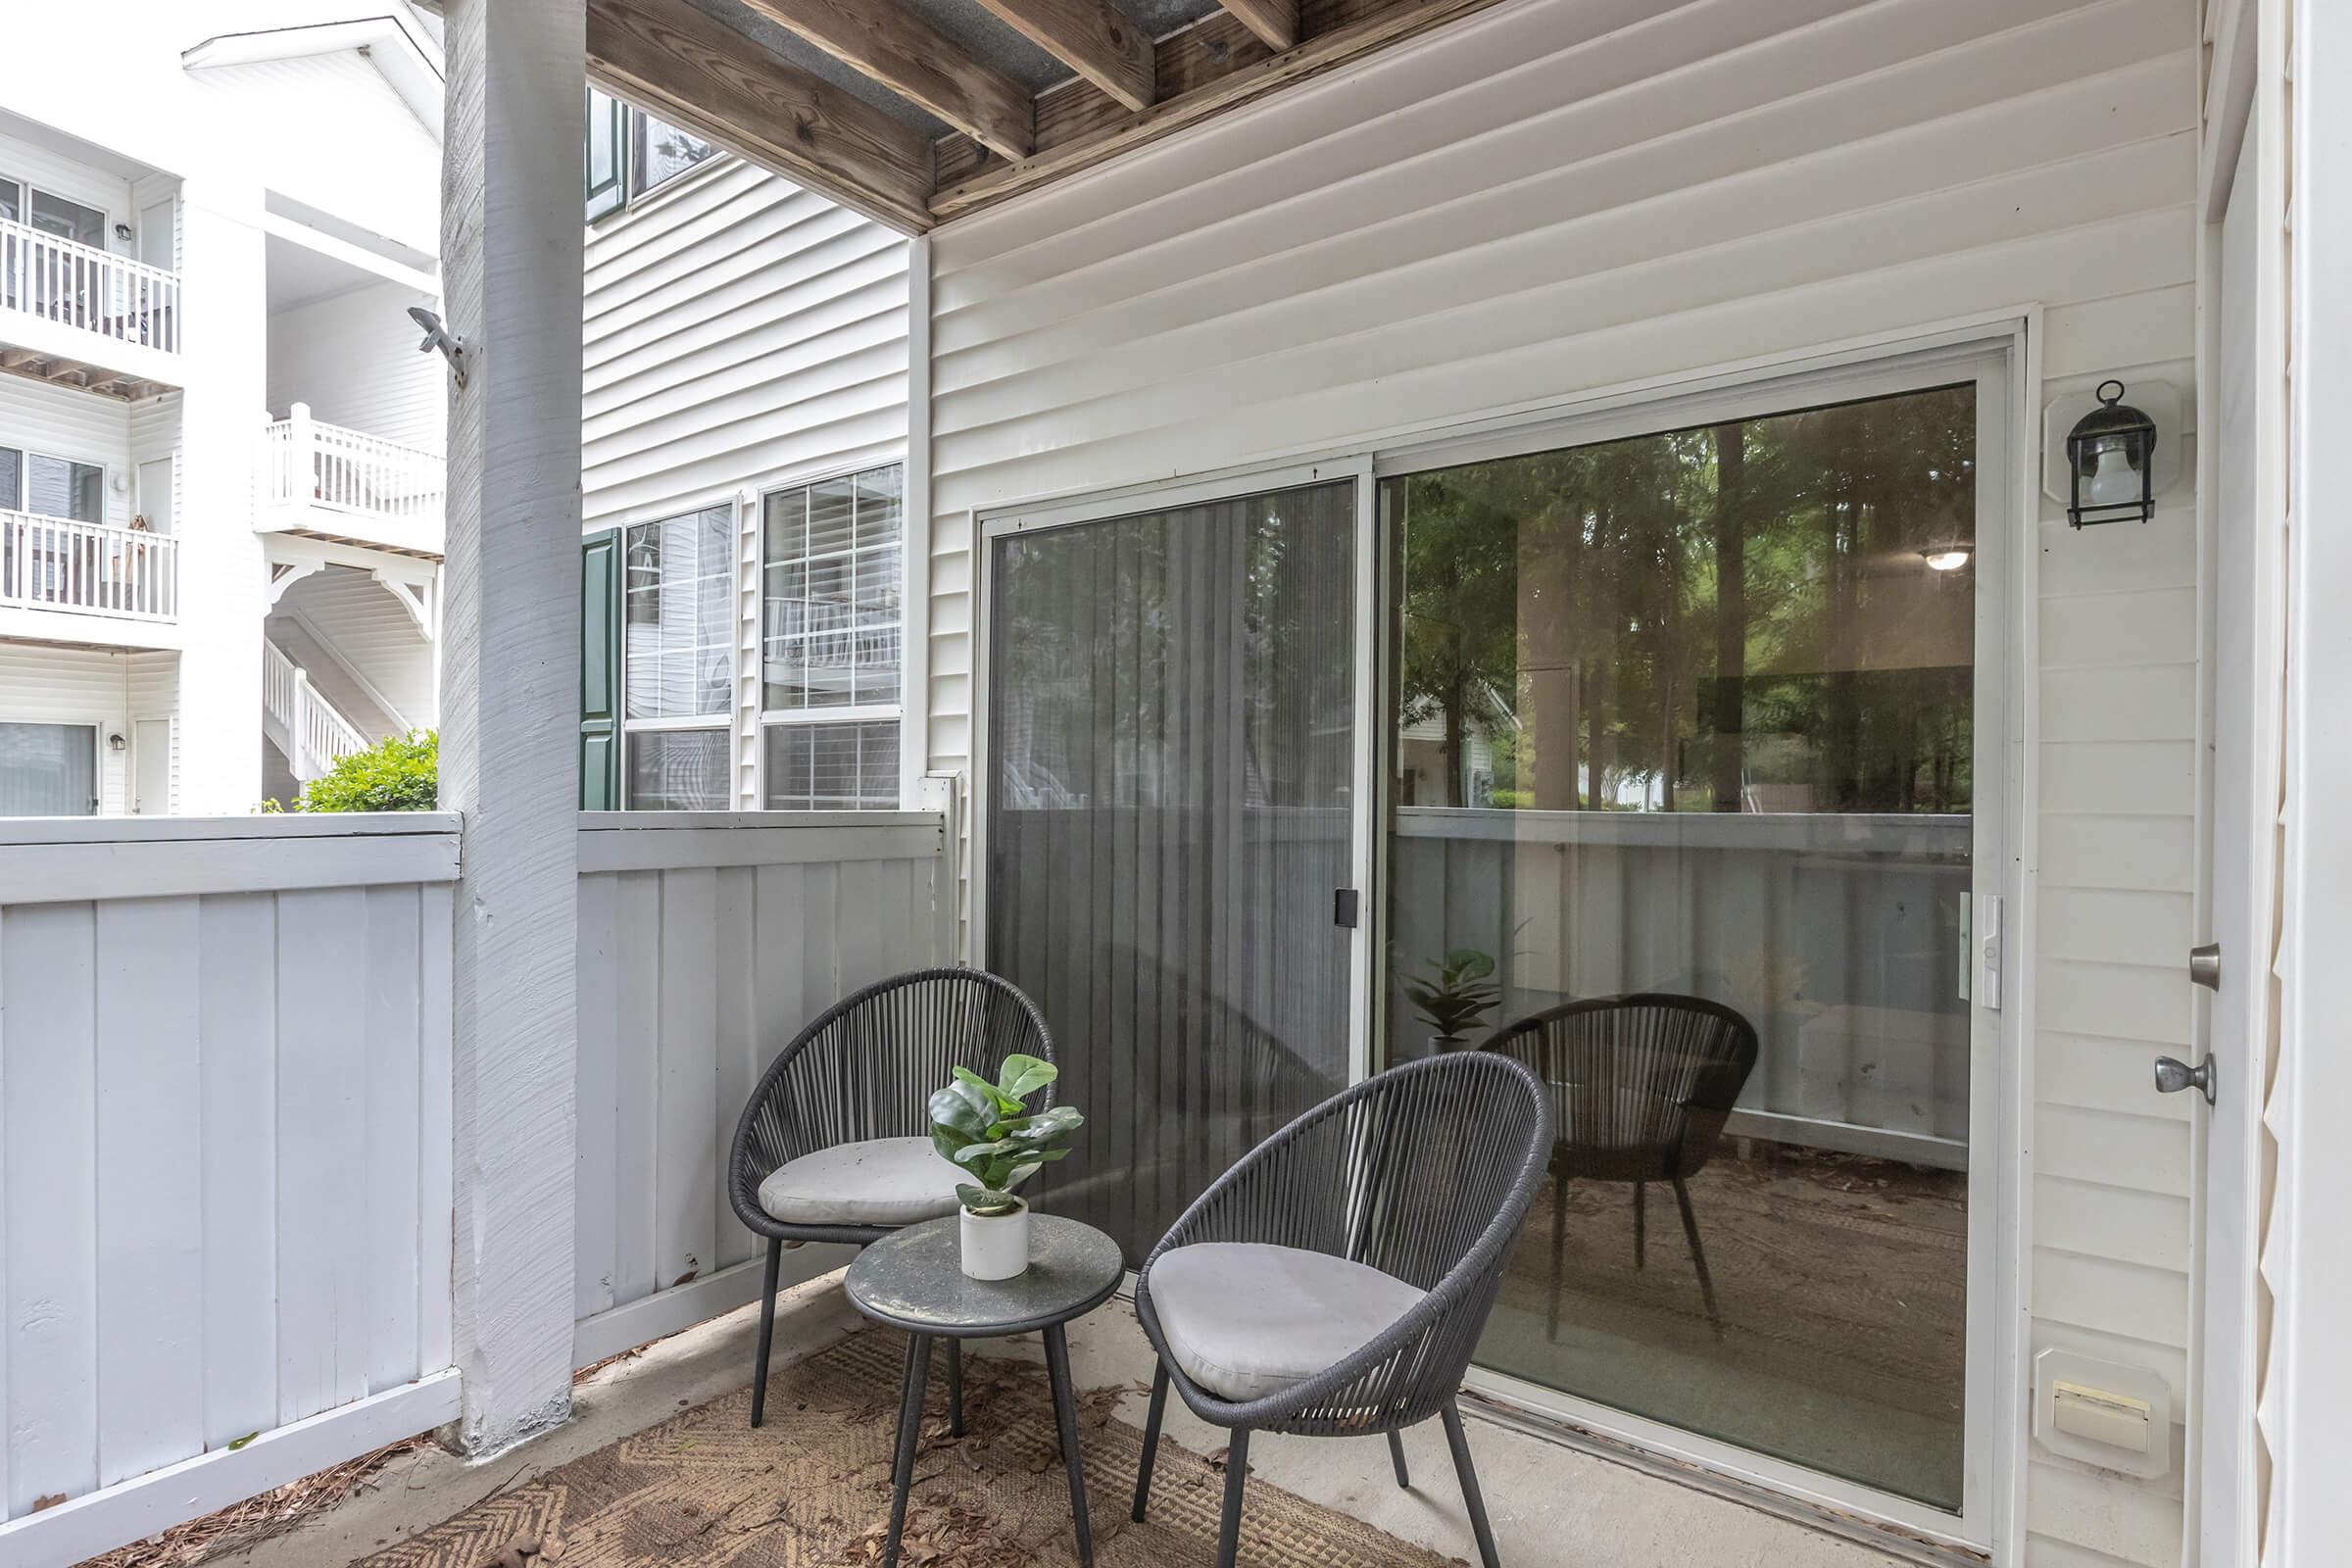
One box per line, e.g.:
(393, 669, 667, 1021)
(584, 87, 627, 221)
(580, 528, 621, 808)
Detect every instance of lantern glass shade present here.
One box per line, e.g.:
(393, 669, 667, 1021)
(2067, 379, 2157, 527)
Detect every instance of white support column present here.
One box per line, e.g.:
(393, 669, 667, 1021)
(439, 0, 586, 1456)
(172, 175, 270, 813)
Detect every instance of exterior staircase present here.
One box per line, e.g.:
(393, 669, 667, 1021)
(264, 636, 368, 781)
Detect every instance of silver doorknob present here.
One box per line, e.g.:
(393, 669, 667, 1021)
(2153, 1054, 2217, 1105)
(2188, 942, 2221, 991)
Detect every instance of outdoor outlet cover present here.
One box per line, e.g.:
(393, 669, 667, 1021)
(2034, 1348, 2173, 1479)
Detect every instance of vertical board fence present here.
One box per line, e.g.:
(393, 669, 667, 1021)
(572, 810, 953, 1366)
(1388, 808, 1973, 1165)
(0, 815, 463, 1568)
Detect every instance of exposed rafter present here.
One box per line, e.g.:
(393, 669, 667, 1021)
(575, 0, 1514, 228)
(968, 0, 1155, 113)
(587, 0, 937, 233)
(1217, 0, 1297, 51)
(735, 0, 1034, 162)
(931, 0, 1507, 220)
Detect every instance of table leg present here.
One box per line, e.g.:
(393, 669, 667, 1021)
(947, 1337, 964, 1436)
(1044, 1323, 1094, 1567)
(884, 1333, 933, 1568)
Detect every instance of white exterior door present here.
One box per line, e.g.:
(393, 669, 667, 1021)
(136, 457, 172, 535)
(137, 197, 172, 271)
(131, 717, 171, 815)
(2193, 108, 2274, 1568)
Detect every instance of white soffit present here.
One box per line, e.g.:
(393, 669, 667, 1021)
(181, 14, 446, 135)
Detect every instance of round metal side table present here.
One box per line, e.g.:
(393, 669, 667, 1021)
(844, 1212, 1124, 1568)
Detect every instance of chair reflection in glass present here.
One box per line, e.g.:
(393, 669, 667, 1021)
(1483, 994, 1760, 1340)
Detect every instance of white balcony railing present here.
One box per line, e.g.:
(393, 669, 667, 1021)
(264, 637, 369, 781)
(0, 217, 181, 354)
(0, 511, 177, 620)
(262, 405, 444, 550)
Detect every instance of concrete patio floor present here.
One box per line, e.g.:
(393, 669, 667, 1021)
(208, 1271, 1927, 1568)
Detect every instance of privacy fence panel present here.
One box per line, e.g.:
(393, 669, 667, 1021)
(0, 816, 461, 1568)
(572, 810, 952, 1365)
(1388, 808, 1972, 1164)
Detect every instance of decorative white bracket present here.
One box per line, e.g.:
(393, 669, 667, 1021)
(372, 569, 437, 640)
(267, 560, 324, 607)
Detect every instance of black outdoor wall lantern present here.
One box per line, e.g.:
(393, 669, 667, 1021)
(2066, 379, 2158, 528)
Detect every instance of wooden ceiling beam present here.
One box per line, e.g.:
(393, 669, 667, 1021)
(933, 0, 1506, 220)
(1216, 0, 1298, 51)
(587, 0, 936, 234)
(969, 0, 1155, 113)
(735, 0, 1034, 162)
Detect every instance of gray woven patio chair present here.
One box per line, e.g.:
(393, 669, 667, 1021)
(1481, 993, 1759, 1341)
(1131, 1053, 1552, 1568)
(726, 966, 1053, 1428)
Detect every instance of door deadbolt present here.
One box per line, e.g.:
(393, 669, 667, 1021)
(2187, 942, 2221, 992)
(2153, 1054, 2217, 1106)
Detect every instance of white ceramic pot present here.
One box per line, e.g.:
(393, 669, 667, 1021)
(959, 1198, 1031, 1280)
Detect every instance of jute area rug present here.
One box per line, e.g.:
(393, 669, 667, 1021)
(360, 1328, 1463, 1568)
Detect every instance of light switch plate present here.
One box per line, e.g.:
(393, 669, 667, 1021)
(2034, 1348, 2173, 1479)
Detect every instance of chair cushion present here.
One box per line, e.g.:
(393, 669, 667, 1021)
(1149, 1243, 1426, 1404)
(757, 1137, 968, 1228)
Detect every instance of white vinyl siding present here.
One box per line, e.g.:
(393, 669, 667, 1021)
(0, 645, 175, 815)
(584, 155, 912, 808)
(924, 0, 2200, 1562)
(0, 130, 134, 254)
(583, 160, 911, 531)
(266, 281, 447, 455)
(0, 376, 136, 528)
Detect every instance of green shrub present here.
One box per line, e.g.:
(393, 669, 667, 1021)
(291, 729, 439, 812)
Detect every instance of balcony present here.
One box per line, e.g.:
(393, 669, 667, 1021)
(258, 404, 445, 558)
(0, 511, 177, 640)
(0, 218, 181, 399)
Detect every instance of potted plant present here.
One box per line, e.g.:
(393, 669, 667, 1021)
(1401, 947, 1501, 1053)
(928, 1054, 1084, 1280)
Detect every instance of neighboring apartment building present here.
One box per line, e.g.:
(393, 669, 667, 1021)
(578, 89, 914, 814)
(0, 1, 446, 816)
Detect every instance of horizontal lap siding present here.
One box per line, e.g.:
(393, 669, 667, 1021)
(572, 834, 946, 1337)
(0, 645, 177, 815)
(265, 281, 446, 454)
(925, 0, 2203, 1561)
(582, 163, 911, 531)
(0, 880, 455, 1523)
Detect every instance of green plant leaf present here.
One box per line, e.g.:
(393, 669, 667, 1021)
(929, 1085, 993, 1142)
(996, 1054, 1057, 1102)
(283, 729, 437, 813)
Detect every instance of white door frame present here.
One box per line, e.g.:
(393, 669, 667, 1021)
(2186, 1, 2283, 1559)
(964, 322, 2033, 1554)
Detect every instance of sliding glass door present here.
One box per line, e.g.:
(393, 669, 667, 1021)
(1378, 368, 2002, 1515)
(982, 478, 1358, 1262)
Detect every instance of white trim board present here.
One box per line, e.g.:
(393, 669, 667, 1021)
(0, 1370, 460, 1568)
(575, 813, 944, 872)
(571, 1247, 853, 1371)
